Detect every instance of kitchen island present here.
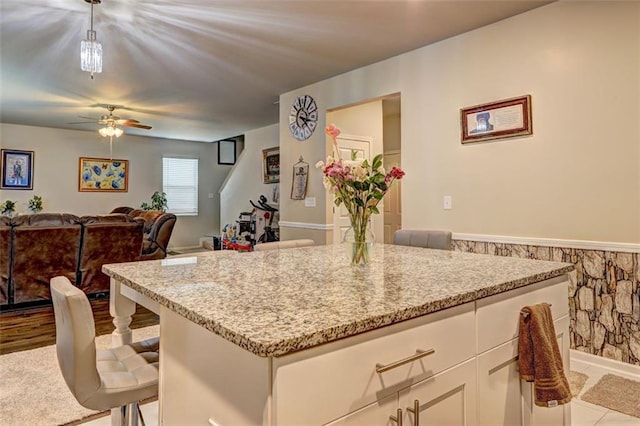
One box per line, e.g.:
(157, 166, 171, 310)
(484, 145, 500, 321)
(104, 244, 574, 425)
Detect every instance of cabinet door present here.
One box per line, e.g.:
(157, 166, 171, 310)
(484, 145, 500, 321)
(324, 393, 397, 426)
(398, 359, 477, 426)
(477, 337, 523, 425)
(478, 315, 571, 426)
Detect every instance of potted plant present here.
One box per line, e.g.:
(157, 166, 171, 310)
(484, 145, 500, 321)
(140, 191, 168, 212)
(0, 200, 16, 217)
(28, 195, 43, 213)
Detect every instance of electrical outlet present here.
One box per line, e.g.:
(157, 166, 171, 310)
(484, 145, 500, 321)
(443, 195, 452, 210)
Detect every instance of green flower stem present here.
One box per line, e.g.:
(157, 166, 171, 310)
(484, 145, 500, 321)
(348, 212, 371, 265)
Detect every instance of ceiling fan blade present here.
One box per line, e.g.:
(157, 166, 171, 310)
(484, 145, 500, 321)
(68, 121, 96, 124)
(124, 123, 152, 130)
(78, 115, 100, 121)
(118, 119, 140, 124)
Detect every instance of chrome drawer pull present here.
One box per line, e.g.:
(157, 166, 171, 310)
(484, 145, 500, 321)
(407, 399, 420, 426)
(376, 349, 435, 374)
(390, 408, 403, 426)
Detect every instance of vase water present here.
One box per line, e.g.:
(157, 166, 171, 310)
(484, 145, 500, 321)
(342, 221, 375, 266)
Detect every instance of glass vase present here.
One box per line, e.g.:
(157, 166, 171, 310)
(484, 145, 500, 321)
(342, 220, 375, 266)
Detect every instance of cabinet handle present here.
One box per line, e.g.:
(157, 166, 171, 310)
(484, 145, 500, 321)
(407, 399, 420, 426)
(376, 349, 435, 374)
(390, 408, 403, 426)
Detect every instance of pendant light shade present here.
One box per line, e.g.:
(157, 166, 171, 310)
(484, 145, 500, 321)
(81, 0, 102, 79)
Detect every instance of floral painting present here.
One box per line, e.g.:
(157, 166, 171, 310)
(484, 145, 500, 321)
(78, 157, 128, 192)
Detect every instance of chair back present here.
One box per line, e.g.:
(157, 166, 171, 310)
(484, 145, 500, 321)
(393, 229, 453, 250)
(50, 276, 101, 405)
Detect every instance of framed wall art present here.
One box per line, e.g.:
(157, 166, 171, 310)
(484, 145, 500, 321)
(1, 149, 34, 190)
(262, 147, 280, 184)
(78, 157, 129, 192)
(218, 139, 236, 165)
(460, 95, 532, 144)
(290, 156, 309, 200)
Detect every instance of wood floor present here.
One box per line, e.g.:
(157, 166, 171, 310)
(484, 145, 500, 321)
(0, 298, 159, 355)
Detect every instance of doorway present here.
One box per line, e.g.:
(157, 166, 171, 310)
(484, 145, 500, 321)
(326, 93, 401, 244)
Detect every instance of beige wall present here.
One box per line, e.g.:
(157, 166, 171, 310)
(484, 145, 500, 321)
(219, 124, 280, 233)
(279, 1, 640, 244)
(0, 123, 231, 248)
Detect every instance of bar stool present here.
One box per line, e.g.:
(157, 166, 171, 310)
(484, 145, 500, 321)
(50, 276, 159, 426)
(393, 229, 453, 250)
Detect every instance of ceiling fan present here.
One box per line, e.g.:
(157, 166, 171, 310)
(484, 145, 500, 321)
(69, 105, 152, 133)
(70, 105, 152, 158)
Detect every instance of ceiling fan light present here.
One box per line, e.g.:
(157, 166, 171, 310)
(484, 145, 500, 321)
(98, 126, 109, 137)
(114, 127, 124, 137)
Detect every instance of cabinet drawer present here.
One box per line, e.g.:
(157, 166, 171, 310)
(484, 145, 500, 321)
(272, 302, 475, 426)
(476, 275, 569, 354)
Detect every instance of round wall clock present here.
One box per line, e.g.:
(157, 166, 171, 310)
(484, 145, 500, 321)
(289, 94, 318, 141)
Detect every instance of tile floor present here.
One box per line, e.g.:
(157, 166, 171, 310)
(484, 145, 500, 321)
(83, 357, 640, 426)
(570, 357, 640, 426)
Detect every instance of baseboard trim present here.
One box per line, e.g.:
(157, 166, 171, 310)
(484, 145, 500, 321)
(570, 349, 640, 378)
(278, 221, 332, 231)
(453, 233, 639, 253)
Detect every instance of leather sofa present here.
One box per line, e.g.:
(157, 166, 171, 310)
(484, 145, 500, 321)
(110, 208, 177, 260)
(0, 213, 144, 309)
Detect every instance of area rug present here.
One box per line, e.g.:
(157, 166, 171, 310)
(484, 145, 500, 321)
(580, 373, 640, 418)
(0, 325, 159, 426)
(569, 370, 589, 396)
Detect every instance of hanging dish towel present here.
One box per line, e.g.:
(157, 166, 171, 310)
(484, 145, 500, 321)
(518, 303, 572, 407)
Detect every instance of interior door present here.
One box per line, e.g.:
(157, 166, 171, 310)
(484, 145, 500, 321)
(332, 135, 371, 244)
(383, 151, 401, 243)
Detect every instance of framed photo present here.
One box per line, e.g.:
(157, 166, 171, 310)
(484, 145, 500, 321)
(78, 157, 129, 192)
(291, 160, 309, 200)
(262, 147, 280, 184)
(1, 149, 34, 190)
(461, 95, 532, 144)
(218, 139, 236, 165)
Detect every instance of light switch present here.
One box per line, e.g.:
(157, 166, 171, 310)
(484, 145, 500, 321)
(443, 195, 452, 210)
(208, 193, 214, 199)
(304, 197, 316, 207)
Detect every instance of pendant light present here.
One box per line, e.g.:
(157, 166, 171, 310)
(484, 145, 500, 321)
(80, 0, 102, 79)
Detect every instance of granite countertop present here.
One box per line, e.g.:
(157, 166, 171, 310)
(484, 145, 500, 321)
(103, 244, 574, 357)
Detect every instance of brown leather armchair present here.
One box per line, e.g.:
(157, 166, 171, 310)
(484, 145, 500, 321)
(111, 208, 177, 260)
(78, 214, 144, 295)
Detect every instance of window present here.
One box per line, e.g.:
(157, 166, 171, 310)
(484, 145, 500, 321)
(163, 157, 198, 215)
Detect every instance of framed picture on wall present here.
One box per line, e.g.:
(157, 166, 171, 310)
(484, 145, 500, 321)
(460, 95, 532, 144)
(78, 157, 129, 192)
(262, 147, 280, 184)
(1, 149, 34, 190)
(218, 139, 236, 165)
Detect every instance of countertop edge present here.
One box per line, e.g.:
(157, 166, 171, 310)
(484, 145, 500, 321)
(104, 264, 574, 357)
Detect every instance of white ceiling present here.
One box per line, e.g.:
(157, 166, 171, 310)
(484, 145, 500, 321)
(0, 0, 552, 142)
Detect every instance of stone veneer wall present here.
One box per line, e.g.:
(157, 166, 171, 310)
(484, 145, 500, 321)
(453, 239, 640, 366)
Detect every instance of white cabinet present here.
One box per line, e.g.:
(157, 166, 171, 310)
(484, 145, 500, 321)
(326, 359, 477, 426)
(273, 302, 476, 425)
(158, 275, 570, 425)
(399, 359, 477, 426)
(476, 274, 571, 426)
